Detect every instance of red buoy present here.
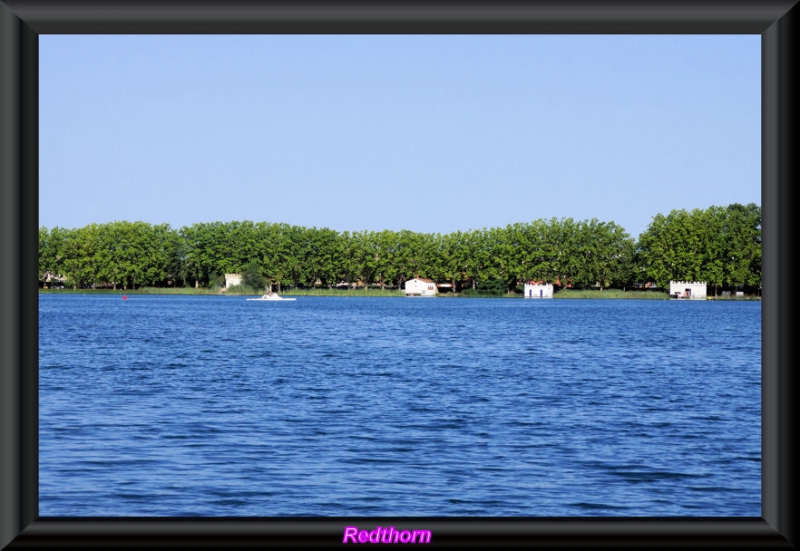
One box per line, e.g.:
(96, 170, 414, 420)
(122, 295, 127, 300)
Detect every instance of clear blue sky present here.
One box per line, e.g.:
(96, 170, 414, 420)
(39, 34, 760, 240)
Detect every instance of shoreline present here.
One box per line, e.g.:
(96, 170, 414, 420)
(37, 288, 761, 300)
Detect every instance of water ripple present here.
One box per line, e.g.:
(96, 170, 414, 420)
(39, 296, 761, 517)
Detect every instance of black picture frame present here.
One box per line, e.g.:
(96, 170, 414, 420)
(1, 1, 796, 548)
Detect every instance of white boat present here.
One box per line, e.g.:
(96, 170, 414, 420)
(246, 291, 296, 301)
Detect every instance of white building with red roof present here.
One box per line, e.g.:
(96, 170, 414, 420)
(404, 278, 438, 296)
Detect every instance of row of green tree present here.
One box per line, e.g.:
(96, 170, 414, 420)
(38, 203, 761, 294)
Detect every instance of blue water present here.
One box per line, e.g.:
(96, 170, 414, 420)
(39, 295, 761, 517)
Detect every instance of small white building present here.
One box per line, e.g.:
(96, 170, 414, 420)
(405, 278, 438, 296)
(225, 273, 243, 288)
(524, 282, 554, 299)
(669, 281, 707, 300)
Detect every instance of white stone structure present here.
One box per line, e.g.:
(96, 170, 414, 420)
(404, 278, 438, 296)
(523, 282, 554, 299)
(225, 273, 243, 288)
(669, 281, 707, 300)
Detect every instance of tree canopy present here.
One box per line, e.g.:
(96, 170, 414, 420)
(39, 203, 761, 294)
(635, 203, 761, 292)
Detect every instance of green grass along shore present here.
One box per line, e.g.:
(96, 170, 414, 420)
(37, 288, 761, 300)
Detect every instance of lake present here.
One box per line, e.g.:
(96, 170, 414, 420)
(39, 295, 761, 517)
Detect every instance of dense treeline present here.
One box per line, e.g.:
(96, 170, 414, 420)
(636, 203, 761, 293)
(38, 203, 761, 294)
